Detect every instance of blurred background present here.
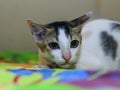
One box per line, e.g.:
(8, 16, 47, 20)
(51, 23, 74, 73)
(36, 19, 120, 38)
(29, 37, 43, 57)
(0, 0, 120, 51)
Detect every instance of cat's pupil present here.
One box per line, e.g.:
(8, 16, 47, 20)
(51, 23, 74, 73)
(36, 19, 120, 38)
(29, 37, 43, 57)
(48, 42, 59, 49)
(71, 40, 79, 48)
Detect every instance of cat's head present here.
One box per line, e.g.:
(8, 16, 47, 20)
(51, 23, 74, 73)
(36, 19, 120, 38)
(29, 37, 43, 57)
(27, 12, 92, 68)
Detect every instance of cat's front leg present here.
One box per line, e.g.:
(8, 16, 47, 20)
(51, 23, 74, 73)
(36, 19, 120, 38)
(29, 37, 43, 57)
(32, 65, 50, 69)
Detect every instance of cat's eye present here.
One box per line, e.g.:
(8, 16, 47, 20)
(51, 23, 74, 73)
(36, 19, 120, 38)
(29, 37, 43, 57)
(71, 40, 79, 48)
(48, 42, 59, 49)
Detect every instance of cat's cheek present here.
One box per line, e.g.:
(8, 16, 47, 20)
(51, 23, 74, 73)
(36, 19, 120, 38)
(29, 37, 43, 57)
(70, 46, 81, 62)
(50, 50, 65, 63)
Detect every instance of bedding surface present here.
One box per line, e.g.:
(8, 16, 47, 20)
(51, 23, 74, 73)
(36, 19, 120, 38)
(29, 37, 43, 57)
(0, 51, 120, 90)
(0, 63, 120, 90)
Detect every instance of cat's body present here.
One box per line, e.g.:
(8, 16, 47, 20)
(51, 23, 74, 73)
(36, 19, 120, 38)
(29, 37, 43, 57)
(27, 12, 120, 70)
(77, 19, 120, 70)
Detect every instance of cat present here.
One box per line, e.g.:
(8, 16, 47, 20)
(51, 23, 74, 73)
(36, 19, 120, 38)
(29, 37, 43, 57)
(76, 19, 120, 70)
(27, 12, 92, 69)
(27, 12, 120, 70)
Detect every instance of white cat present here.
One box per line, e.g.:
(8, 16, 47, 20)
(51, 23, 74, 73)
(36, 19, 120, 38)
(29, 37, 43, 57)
(77, 19, 120, 70)
(27, 12, 120, 70)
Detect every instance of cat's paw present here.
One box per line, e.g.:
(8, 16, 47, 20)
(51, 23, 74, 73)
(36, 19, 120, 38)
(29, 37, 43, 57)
(32, 65, 49, 69)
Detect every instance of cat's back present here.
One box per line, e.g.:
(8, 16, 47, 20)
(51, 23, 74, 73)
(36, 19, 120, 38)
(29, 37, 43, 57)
(82, 19, 120, 41)
(82, 19, 120, 33)
(77, 19, 120, 70)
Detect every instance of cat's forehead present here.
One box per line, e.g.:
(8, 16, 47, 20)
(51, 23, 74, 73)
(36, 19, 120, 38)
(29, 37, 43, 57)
(46, 21, 72, 36)
(44, 21, 82, 42)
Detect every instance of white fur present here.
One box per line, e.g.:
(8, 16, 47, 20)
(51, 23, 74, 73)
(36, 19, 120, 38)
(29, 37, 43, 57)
(76, 19, 120, 70)
(50, 28, 80, 68)
(58, 28, 70, 54)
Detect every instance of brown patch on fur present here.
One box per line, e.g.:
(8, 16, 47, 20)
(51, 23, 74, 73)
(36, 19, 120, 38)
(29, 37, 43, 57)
(46, 28, 53, 33)
(36, 41, 47, 52)
(72, 26, 82, 33)
(38, 49, 50, 66)
(79, 14, 90, 24)
(71, 28, 82, 44)
(82, 30, 92, 40)
(38, 49, 60, 68)
(70, 14, 90, 27)
(27, 20, 33, 27)
(37, 43, 56, 68)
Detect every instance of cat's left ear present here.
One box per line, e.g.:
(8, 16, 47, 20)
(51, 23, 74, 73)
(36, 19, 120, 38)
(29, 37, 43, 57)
(27, 19, 49, 42)
(70, 11, 92, 28)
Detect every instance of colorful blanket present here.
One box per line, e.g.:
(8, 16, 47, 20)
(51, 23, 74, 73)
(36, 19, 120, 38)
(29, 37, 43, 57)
(0, 63, 120, 90)
(0, 51, 120, 90)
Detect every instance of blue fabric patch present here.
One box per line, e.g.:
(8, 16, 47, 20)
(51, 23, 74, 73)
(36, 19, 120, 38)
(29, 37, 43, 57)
(55, 70, 89, 82)
(9, 69, 34, 76)
(37, 69, 55, 79)
(9, 69, 88, 81)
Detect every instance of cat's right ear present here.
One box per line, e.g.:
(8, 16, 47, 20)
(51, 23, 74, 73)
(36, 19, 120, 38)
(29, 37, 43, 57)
(70, 11, 93, 27)
(69, 11, 92, 33)
(27, 19, 46, 41)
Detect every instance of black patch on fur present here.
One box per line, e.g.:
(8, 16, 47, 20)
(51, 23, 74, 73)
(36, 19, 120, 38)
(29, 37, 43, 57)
(111, 23, 120, 30)
(47, 21, 72, 40)
(100, 31, 118, 60)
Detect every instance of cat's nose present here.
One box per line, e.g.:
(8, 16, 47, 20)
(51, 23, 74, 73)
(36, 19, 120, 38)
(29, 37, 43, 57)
(62, 53, 71, 63)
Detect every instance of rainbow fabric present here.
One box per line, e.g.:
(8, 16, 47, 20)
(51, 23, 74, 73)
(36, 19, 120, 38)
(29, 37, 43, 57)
(0, 63, 120, 90)
(0, 51, 120, 90)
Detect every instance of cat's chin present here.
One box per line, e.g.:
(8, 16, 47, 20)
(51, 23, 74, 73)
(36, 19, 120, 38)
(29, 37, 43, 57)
(57, 63, 76, 69)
